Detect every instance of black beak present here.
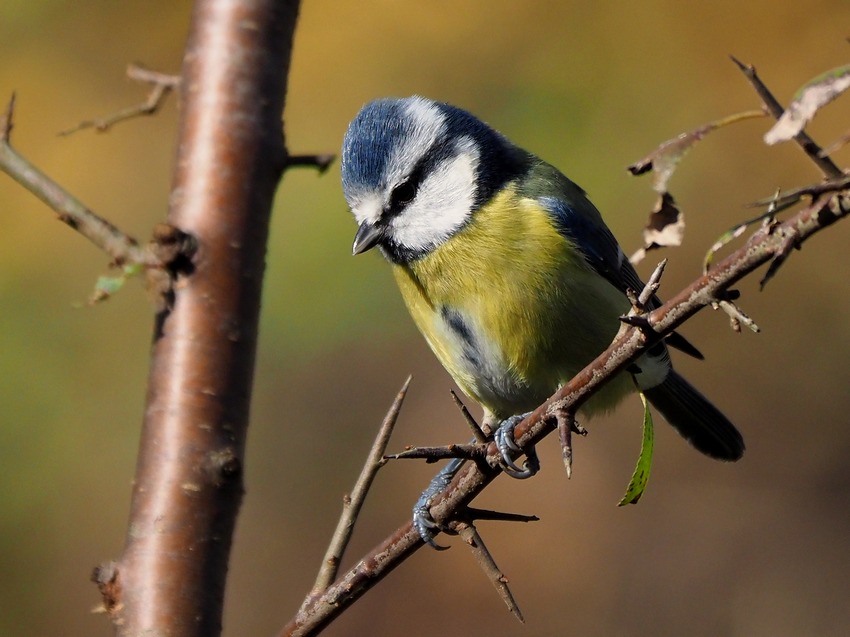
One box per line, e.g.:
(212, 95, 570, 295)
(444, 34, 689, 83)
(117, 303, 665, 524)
(352, 221, 384, 255)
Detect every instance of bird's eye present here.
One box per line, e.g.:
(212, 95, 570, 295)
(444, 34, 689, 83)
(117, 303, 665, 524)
(390, 181, 416, 209)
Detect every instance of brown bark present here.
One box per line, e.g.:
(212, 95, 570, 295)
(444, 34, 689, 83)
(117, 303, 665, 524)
(108, 2, 300, 635)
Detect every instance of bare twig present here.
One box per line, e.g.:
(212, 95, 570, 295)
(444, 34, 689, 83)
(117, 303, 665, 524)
(386, 444, 482, 463)
(125, 63, 180, 86)
(731, 56, 843, 179)
(452, 521, 525, 623)
(712, 299, 760, 333)
(820, 127, 850, 156)
(748, 174, 850, 209)
(287, 153, 335, 173)
(0, 94, 158, 268)
(1, 94, 196, 310)
(59, 63, 180, 136)
(307, 376, 412, 599)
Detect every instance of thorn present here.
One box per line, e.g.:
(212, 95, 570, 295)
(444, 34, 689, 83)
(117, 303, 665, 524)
(625, 287, 640, 309)
(1, 93, 15, 142)
(466, 507, 540, 523)
(452, 521, 525, 623)
(450, 390, 487, 443)
(759, 227, 799, 290)
(554, 409, 585, 478)
(729, 54, 751, 73)
(640, 259, 668, 306)
(619, 314, 651, 328)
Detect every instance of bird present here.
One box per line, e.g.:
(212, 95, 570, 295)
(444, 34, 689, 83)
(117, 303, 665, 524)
(340, 96, 744, 538)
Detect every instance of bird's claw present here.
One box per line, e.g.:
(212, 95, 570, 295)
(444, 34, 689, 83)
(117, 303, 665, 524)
(413, 409, 544, 548)
(413, 501, 450, 550)
(493, 412, 540, 479)
(413, 457, 464, 548)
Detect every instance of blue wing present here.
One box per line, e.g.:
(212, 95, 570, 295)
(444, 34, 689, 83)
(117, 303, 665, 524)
(537, 192, 645, 300)
(536, 181, 703, 360)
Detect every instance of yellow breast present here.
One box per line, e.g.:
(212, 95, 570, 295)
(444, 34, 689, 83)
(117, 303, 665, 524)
(391, 186, 632, 419)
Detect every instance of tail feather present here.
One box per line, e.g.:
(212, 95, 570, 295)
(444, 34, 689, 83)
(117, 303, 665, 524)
(644, 370, 745, 461)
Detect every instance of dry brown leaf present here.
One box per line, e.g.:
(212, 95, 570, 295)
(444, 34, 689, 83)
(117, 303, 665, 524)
(630, 192, 684, 264)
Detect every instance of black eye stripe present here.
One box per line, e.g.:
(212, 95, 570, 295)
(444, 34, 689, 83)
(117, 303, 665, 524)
(389, 178, 418, 210)
(386, 154, 431, 215)
(388, 132, 473, 214)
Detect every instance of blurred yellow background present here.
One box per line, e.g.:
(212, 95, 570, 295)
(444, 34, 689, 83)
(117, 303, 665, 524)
(2, 2, 850, 636)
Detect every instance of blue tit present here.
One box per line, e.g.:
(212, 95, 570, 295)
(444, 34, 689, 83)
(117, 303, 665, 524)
(340, 96, 744, 466)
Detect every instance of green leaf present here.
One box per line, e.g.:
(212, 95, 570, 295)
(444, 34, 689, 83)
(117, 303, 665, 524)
(618, 389, 654, 506)
(87, 263, 144, 305)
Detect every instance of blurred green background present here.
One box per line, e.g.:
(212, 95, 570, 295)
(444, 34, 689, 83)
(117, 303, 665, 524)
(2, 2, 850, 636)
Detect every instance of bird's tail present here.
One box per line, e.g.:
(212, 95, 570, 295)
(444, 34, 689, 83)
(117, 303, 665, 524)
(643, 369, 745, 461)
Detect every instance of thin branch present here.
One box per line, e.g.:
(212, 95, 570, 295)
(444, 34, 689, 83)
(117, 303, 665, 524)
(820, 127, 850, 156)
(286, 153, 335, 173)
(281, 190, 850, 637)
(0, 94, 157, 268)
(126, 63, 181, 86)
(307, 376, 412, 598)
(452, 521, 524, 623)
(731, 56, 843, 179)
(59, 63, 180, 136)
(386, 444, 482, 462)
(712, 299, 760, 333)
(748, 174, 850, 209)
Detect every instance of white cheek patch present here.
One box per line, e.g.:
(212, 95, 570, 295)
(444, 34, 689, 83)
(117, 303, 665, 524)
(391, 137, 480, 252)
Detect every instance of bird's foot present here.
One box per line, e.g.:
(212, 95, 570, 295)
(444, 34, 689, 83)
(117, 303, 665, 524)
(493, 412, 540, 479)
(413, 457, 464, 549)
